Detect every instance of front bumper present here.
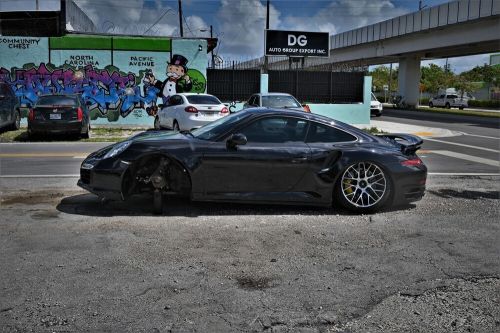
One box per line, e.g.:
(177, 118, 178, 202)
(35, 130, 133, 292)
(78, 156, 130, 200)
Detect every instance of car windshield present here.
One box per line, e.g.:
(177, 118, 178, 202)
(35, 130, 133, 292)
(186, 95, 221, 105)
(371, 93, 378, 101)
(262, 95, 301, 108)
(36, 95, 78, 106)
(191, 111, 251, 141)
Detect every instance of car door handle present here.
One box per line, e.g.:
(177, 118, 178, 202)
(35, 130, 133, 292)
(291, 156, 308, 163)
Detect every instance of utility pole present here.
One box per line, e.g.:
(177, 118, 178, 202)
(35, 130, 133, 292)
(263, 0, 270, 72)
(178, 0, 183, 37)
(418, 1, 427, 11)
(210, 25, 214, 68)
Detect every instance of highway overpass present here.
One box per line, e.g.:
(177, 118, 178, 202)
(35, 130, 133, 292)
(267, 0, 500, 107)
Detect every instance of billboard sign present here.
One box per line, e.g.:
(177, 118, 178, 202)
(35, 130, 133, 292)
(265, 29, 330, 57)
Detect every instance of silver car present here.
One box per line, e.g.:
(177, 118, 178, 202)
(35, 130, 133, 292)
(243, 92, 310, 112)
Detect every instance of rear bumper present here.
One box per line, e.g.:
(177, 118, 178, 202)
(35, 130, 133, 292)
(391, 165, 427, 205)
(29, 120, 85, 134)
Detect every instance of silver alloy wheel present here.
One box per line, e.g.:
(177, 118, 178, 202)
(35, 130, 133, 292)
(341, 162, 387, 208)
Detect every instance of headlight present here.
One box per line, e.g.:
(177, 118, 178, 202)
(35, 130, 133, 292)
(103, 141, 132, 159)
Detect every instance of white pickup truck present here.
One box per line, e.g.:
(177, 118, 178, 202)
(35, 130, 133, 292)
(429, 94, 468, 109)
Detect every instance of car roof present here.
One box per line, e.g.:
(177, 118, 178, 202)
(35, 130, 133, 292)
(256, 92, 294, 97)
(177, 93, 216, 97)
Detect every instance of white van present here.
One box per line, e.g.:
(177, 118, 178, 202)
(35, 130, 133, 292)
(370, 93, 383, 117)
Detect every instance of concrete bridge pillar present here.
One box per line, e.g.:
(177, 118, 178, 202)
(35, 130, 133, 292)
(398, 56, 421, 107)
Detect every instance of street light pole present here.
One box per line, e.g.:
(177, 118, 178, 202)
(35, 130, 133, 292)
(210, 25, 215, 69)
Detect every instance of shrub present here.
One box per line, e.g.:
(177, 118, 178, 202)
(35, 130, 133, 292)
(468, 100, 500, 108)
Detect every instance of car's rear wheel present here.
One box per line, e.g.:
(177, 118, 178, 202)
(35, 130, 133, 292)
(173, 120, 180, 132)
(334, 161, 391, 213)
(459, 106, 464, 110)
(10, 110, 21, 130)
(428, 102, 433, 108)
(154, 116, 161, 130)
(81, 123, 91, 139)
(445, 103, 451, 109)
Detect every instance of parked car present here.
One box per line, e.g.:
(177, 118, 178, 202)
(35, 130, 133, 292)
(243, 92, 311, 112)
(429, 94, 468, 109)
(79, 108, 427, 214)
(155, 93, 229, 131)
(370, 93, 383, 117)
(28, 94, 91, 138)
(0, 82, 21, 131)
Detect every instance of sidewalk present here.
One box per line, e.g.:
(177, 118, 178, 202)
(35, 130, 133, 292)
(355, 120, 460, 138)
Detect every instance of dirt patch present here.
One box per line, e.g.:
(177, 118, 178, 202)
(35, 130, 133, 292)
(1, 190, 84, 206)
(31, 210, 60, 220)
(236, 276, 277, 290)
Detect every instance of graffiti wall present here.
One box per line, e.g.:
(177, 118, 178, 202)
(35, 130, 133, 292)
(0, 35, 207, 125)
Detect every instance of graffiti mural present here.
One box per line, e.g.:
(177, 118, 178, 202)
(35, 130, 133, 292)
(0, 35, 208, 123)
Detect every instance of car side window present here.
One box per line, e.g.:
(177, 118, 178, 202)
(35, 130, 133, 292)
(168, 95, 182, 106)
(248, 95, 256, 106)
(306, 122, 356, 143)
(254, 96, 260, 106)
(238, 116, 308, 143)
(439, 94, 445, 99)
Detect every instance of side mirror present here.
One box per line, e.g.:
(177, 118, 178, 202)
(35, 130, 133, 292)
(226, 133, 247, 149)
(85, 100, 92, 106)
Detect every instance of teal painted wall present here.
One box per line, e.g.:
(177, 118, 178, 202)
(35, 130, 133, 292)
(228, 76, 371, 125)
(308, 76, 371, 125)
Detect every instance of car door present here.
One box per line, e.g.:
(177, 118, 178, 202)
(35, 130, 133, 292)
(161, 96, 179, 129)
(0, 84, 12, 126)
(435, 94, 445, 107)
(303, 121, 359, 203)
(200, 115, 311, 202)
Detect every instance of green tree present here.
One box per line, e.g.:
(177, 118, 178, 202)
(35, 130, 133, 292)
(420, 63, 454, 94)
(369, 65, 398, 93)
(460, 64, 500, 87)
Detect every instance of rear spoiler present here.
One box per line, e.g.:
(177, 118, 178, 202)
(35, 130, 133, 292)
(376, 133, 424, 155)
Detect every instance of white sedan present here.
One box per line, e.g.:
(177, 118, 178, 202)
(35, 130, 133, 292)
(155, 93, 229, 131)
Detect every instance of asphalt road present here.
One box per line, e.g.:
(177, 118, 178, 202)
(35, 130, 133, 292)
(0, 175, 498, 332)
(379, 109, 500, 175)
(0, 110, 498, 176)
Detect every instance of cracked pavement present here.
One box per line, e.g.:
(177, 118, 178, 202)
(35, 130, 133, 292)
(0, 175, 499, 332)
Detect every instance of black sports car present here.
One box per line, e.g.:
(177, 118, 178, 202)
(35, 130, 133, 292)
(78, 108, 426, 213)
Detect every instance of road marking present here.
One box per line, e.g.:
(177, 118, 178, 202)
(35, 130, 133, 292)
(462, 133, 500, 140)
(0, 174, 80, 178)
(425, 138, 500, 153)
(430, 150, 500, 167)
(413, 131, 435, 137)
(0, 153, 88, 158)
(428, 172, 500, 176)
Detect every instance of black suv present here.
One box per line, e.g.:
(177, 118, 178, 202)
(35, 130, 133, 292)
(0, 82, 21, 131)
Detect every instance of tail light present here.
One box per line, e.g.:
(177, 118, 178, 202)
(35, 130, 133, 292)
(185, 106, 198, 113)
(28, 108, 34, 121)
(401, 157, 423, 167)
(77, 107, 83, 121)
(220, 107, 229, 114)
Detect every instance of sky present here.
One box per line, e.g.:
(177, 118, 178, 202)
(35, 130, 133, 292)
(0, 0, 495, 73)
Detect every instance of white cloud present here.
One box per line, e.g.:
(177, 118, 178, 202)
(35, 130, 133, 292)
(422, 54, 492, 73)
(216, 0, 281, 60)
(282, 0, 408, 34)
(75, 0, 178, 36)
